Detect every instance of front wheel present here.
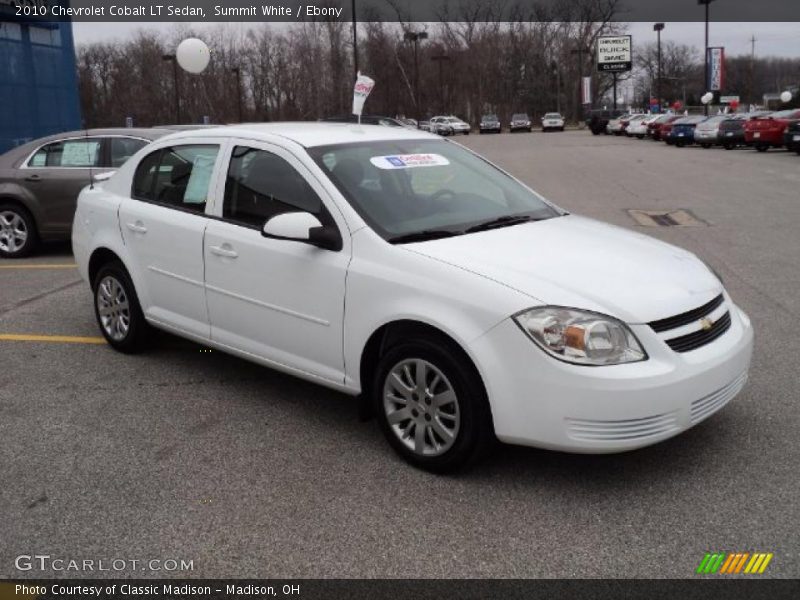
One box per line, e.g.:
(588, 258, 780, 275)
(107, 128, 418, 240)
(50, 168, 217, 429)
(93, 261, 150, 353)
(373, 336, 493, 473)
(0, 203, 39, 258)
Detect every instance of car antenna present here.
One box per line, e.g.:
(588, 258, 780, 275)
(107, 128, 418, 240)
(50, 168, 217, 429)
(85, 125, 94, 190)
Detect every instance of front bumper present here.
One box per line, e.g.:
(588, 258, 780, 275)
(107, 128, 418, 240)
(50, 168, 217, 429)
(468, 302, 753, 453)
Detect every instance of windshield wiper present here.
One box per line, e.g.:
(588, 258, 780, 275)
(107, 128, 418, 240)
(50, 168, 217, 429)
(388, 229, 464, 244)
(465, 214, 541, 233)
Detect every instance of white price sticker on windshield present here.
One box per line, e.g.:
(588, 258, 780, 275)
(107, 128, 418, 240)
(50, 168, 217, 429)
(370, 154, 450, 170)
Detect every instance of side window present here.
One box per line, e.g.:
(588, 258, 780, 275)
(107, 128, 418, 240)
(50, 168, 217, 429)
(110, 137, 148, 168)
(223, 146, 324, 228)
(131, 145, 219, 213)
(28, 138, 101, 168)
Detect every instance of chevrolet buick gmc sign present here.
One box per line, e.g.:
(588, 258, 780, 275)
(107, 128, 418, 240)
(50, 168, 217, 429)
(597, 35, 632, 73)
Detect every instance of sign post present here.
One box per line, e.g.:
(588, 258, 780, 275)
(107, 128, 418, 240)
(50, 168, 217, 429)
(597, 35, 632, 110)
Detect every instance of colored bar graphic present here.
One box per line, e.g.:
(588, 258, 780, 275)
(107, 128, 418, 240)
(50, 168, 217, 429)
(697, 552, 773, 575)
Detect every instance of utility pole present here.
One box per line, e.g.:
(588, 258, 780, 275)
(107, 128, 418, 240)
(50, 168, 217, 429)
(654, 23, 665, 112)
(351, 0, 358, 81)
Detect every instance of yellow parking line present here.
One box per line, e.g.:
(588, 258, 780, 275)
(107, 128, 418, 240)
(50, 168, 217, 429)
(0, 263, 77, 269)
(0, 333, 106, 344)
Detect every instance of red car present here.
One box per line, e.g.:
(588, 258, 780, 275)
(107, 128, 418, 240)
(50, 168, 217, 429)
(659, 117, 685, 144)
(744, 109, 800, 151)
(649, 115, 682, 141)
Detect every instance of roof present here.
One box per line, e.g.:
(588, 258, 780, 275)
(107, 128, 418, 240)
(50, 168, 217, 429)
(160, 122, 436, 148)
(0, 127, 172, 166)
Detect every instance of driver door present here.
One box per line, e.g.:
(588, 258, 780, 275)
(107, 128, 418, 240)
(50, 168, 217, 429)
(203, 142, 350, 385)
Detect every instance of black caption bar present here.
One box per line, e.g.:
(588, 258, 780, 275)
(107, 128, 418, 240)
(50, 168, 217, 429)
(1, 0, 800, 22)
(3, 579, 800, 600)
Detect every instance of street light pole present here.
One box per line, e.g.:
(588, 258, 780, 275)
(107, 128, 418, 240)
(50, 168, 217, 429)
(231, 67, 243, 122)
(654, 23, 665, 112)
(162, 54, 181, 124)
(351, 0, 358, 81)
(404, 31, 428, 122)
(431, 53, 451, 114)
(698, 0, 716, 115)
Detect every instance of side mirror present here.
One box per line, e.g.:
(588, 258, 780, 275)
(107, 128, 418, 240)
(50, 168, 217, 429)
(262, 212, 342, 251)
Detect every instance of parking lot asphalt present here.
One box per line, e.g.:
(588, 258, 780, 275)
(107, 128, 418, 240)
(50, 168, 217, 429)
(2, 131, 798, 579)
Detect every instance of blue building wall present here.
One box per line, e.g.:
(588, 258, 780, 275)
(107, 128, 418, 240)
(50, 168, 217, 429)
(0, 2, 81, 154)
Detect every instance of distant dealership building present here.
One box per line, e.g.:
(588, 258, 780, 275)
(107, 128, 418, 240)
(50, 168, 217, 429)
(0, 0, 81, 153)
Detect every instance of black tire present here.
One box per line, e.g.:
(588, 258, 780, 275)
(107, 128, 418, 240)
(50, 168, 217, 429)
(676, 141, 685, 148)
(755, 144, 768, 152)
(373, 335, 494, 473)
(560, 127, 565, 132)
(724, 142, 735, 150)
(0, 202, 39, 258)
(701, 143, 711, 149)
(92, 261, 150, 353)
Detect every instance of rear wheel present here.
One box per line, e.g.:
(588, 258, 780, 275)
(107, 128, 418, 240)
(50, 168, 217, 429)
(701, 143, 711, 149)
(724, 142, 735, 150)
(0, 203, 39, 258)
(755, 144, 768, 152)
(92, 261, 150, 353)
(373, 335, 493, 473)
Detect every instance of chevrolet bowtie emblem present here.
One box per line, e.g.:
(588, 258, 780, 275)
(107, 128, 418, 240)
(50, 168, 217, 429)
(700, 317, 714, 331)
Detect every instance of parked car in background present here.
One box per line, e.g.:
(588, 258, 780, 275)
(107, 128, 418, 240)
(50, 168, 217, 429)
(649, 115, 682, 141)
(607, 115, 626, 135)
(0, 128, 170, 258)
(744, 109, 800, 151)
(718, 115, 754, 149)
(783, 120, 800, 154)
(431, 116, 471, 135)
(509, 113, 532, 132)
(669, 116, 707, 147)
(72, 122, 753, 472)
(479, 114, 502, 134)
(625, 114, 656, 138)
(541, 113, 565, 132)
(420, 119, 453, 136)
(586, 108, 625, 135)
(691, 115, 726, 148)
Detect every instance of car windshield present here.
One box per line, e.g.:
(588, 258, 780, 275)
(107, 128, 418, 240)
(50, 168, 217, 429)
(512, 114, 528, 120)
(446, 117, 462, 123)
(544, 113, 561, 119)
(483, 115, 498, 121)
(309, 139, 562, 242)
(768, 110, 798, 119)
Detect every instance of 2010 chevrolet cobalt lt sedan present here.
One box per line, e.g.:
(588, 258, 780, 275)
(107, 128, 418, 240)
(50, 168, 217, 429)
(72, 123, 753, 472)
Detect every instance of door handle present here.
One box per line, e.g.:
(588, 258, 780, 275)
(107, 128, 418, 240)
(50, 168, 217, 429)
(126, 222, 147, 234)
(25, 174, 41, 182)
(209, 244, 238, 259)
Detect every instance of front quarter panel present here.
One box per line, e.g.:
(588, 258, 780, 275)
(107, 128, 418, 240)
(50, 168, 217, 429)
(344, 228, 535, 393)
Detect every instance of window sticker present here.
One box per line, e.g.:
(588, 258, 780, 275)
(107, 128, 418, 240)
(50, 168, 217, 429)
(369, 154, 450, 170)
(183, 154, 215, 204)
(61, 141, 100, 167)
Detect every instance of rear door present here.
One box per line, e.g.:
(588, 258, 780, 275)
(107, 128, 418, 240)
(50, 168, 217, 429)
(23, 136, 103, 233)
(119, 140, 225, 339)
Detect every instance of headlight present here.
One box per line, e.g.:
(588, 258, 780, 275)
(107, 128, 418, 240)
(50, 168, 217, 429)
(514, 307, 647, 366)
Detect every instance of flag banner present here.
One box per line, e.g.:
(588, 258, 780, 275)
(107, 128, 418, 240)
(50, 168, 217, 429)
(708, 47, 725, 91)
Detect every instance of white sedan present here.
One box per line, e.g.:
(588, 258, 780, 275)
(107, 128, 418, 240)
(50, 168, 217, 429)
(627, 114, 661, 138)
(72, 123, 753, 472)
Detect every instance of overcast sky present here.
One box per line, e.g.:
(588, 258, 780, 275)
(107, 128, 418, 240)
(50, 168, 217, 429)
(72, 21, 800, 59)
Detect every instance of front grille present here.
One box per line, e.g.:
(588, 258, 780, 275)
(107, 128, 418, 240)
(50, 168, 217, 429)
(649, 294, 724, 333)
(566, 412, 679, 442)
(664, 311, 732, 353)
(690, 371, 748, 424)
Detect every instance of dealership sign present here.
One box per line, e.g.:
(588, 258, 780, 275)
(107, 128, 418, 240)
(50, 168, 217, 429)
(597, 36, 632, 73)
(708, 47, 725, 91)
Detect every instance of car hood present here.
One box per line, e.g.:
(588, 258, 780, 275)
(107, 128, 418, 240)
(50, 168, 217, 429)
(403, 215, 721, 324)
